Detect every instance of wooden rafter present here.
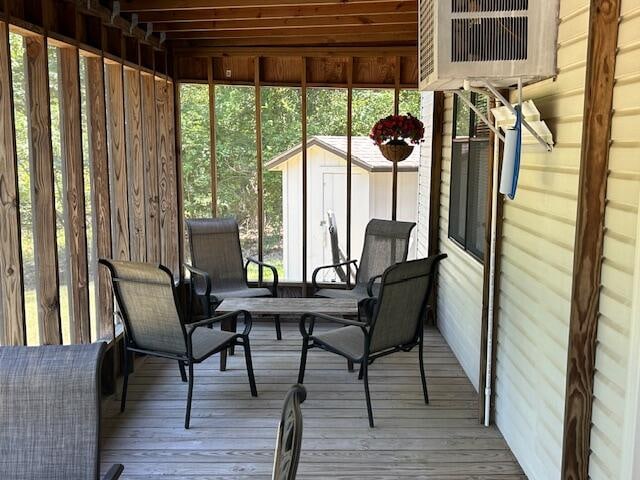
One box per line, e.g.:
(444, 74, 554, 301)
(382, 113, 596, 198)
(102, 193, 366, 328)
(121, 0, 415, 12)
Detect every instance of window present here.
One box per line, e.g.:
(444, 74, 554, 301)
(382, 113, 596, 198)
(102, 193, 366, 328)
(448, 92, 490, 261)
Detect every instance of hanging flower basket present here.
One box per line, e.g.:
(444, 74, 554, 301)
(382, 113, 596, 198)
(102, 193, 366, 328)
(370, 113, 425, 163)
(379, 139, 414, 163)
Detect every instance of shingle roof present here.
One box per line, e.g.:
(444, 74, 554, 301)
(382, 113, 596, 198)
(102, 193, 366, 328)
(266, 135, 420, 172)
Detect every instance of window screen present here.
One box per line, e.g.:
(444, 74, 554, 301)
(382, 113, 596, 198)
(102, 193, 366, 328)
(448, 93, 490, 261)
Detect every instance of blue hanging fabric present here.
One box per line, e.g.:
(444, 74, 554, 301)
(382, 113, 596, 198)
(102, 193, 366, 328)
(509, 105, 523, 200)
(499, 105, 523, 200)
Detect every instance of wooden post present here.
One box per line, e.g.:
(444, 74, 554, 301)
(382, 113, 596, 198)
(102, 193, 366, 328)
(255, 56, 264, 283)
(59, 47, 91, 344)
(25, 34, 62, 345)
(166, 79, 180, 276)
(392, 55, 400, 221)
(562, 0, 621, 478)
(301, 56, 308, 294)
(346, 57, 353, 285)
(0, 21, 26, 346)
(207, 57, 217, 217)
(123, 67, 146, 263)
(86, 55, 114, 341)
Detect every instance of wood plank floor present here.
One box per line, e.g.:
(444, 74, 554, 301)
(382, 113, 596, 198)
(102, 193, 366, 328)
(101, 321, 525, 479)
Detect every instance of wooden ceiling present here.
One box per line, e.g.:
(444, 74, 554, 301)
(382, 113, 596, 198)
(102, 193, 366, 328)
(117, 0, 418, 51)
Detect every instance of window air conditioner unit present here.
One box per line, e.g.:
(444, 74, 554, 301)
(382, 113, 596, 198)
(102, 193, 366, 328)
(419, 0, 560, 91)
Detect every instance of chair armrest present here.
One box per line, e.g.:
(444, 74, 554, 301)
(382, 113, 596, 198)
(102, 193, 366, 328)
(103, 464, 124, 480)
(187, 310, 252, 342)
(311, 259, 358, 291)
(184, 264, 212, 298)
(366, 274, 383, 297)
(245, 257, 279, 295)
(299, 312, 367, 339)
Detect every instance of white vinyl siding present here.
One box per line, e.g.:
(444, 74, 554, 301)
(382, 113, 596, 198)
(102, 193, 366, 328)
(589, 1, 640, 478)
(493, 0, 589, 479)
(433, 93, 484, 391)
(416, 92, 435, 258)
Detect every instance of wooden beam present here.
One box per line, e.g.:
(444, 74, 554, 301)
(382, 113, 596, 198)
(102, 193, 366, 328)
(0, 21, 26, 346)
(174, 45, 417, 57)
(58, 46, 91, 344)
(165, 24, 417, 40)
(561, 0, 621, 478)
(86, 56, 114, 341)
(392, 55, 400, 221)
(105, 62, 131, 262)
(123, 67, 147, 262)
(25, 35, 62, 345)
(140, 72, 161, 263)
(137, 3, 417, 23)
(301, 56, 308, 292)
(255, 56, 264, 282)
(171, 78, 184, 277)
(173, 33, 415, 47)
(346, 57, 353, 284)
(153, 14, 417, 32)
(121, 0, 416, 12)
(207, 57, 217, 217)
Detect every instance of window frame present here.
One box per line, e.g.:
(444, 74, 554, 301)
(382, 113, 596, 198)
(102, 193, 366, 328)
(448, 92, 491, 263)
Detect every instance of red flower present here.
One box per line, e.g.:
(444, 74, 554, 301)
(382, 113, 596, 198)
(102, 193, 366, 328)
(369, 113, 425, 145)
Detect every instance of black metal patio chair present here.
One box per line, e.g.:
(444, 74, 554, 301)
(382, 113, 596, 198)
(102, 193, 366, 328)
(298, 254, 446, 427)
(272, 384, 307, 480)
(185, 218, 282, 341)
(312, 218, 416, 302)
(100, 259, 258, 429)
(0, 342, 124, 480)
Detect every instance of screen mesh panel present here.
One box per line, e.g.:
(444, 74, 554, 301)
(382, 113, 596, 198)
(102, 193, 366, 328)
(448, 141, 469, 244)
(451, 17, 528, 62)
(419, 0, 436, 81)
(466, 140, 489, 259)
(452, 0, 528, 12)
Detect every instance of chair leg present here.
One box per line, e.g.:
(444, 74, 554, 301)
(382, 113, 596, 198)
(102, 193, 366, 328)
(297, 339, 309, 384)
(358, 363, 364, 380)
(220, 350, 227, 372)
(419, 334, 429, 405)
(185, 362, 194, 429)
(363, 361, 374, 428)
(229, 317, 238, 356)
(242, 338, 258, 397)
(274, 314, 282, 340)
(120, 349, 130, 413)
(178, 361, 188, 383)
(347, 359, 354, 372)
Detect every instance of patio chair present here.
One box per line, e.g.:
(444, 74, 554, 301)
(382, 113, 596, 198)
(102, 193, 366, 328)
(272, 384, 307, 480)
(0, 342, 124, 480)
(299, 254, 447, 427)
(312, 219, 416, 302)
(185, 218, 282, 341)
(100, 259, 258, 429)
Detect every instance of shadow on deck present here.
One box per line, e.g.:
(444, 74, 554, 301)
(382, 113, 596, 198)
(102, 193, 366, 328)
(101, 322, 525, 479)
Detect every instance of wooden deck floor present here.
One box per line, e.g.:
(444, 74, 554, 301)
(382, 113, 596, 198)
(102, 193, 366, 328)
(101, 322, 525, 479)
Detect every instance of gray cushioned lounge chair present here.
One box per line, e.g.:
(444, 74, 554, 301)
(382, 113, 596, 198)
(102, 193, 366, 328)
(100, 259, 258, 429)
(185, 218, 282, 340)
(0, 342, 124, 480)
(312, 219, 416, 302)
(299, 254, 447, 427)
(272, 384, 307, 480)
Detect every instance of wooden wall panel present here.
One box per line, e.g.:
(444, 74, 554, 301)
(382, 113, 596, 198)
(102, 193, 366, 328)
(212, 56, 254, 83)
(141, 72, 160, 263)
(58, 47, 91, 344)
(166, 81, 180, 276)
(25, 35, 61, 345)
(306, 56, 348, 84)
(176, 55, 207, 82)
(261, 56, 301, 84)
(86, 56, 114, 340)
(0, 21, 26, 346)
(353, 56, 395, 85)
(123, 67, 146, 262)
(105, 62, 130, 262)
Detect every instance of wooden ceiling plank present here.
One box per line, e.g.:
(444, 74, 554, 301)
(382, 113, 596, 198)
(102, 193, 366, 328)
(153, 13, 416, 32)
(121, 0, 415, 12)
(136, 3, 417, 23)
(173, 45, 417, 57)
(174, 32, 416, 47)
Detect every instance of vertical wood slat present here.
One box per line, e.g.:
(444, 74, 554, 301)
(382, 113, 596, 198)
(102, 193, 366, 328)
(173, 77, 185, 276)
(123, 67, 146, 262)
(86, 56, 114, 341)
(255, 57, 264, 282)
(561, 0, 622, 478)
(301, 57, 308, 293)
(207, 58, 217, 217)
(0, 21, 26, 346)
(58, 47, 91, 344)
(392, 55, 400, 221)
(346, 57, 353, 286)
(166, 80, 180, 277)
(141, 72, 160, 263)
(105, 62, 130, 262)
(25, 34, 61, 345)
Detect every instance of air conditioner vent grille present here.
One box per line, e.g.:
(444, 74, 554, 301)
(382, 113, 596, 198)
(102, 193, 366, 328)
(451, 17, 528, 62)
(452, 0, 528, 13)
(419, 0, 436, 81)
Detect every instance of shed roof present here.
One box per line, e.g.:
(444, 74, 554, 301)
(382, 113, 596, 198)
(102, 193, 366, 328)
(266, 136, 420, 172)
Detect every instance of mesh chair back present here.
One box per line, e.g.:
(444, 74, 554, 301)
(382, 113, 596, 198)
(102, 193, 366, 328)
(187, 218, 246, 290)
(368, 254, 446, 354)
(356, 219, 416, 286)
(0, 343, 105, 480)
(272, 384, 307, 480)
(101, 259, 187, 356)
